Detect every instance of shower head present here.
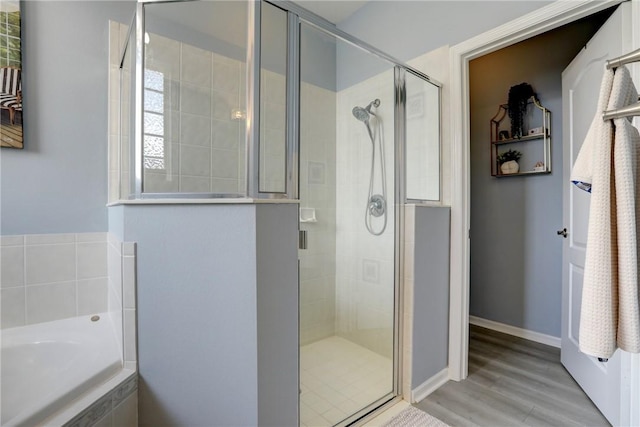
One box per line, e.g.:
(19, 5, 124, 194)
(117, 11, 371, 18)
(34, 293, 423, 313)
(352, 99, 381, 122)
(353, 99, 380, 142)
(352, 106, 370, 122)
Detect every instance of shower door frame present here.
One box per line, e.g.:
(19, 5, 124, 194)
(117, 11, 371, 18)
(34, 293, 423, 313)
(283, 2, 441, 425)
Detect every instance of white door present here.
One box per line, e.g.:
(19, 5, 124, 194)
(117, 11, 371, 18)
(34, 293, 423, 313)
(561, 4, 633, 426)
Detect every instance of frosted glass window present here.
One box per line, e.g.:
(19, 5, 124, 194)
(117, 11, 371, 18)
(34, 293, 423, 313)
(144, 135, 165, 158)
(144, 69, 163, 91)
(143, 112, 164, 136)
(144, 89, 163, 113)
(143, 68, 165, 170)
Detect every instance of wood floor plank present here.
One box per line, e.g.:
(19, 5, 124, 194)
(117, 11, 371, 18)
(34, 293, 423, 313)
(418, 378, 531, 426)
(417, 399, 482, 427)
(468, 350, 590, 404)
(523, 407, 584, 427)
(415, 325, 610, 427)
(491, 374, 608, 426)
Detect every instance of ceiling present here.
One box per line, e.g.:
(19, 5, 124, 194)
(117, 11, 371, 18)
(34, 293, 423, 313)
(292, 1, 369, 24)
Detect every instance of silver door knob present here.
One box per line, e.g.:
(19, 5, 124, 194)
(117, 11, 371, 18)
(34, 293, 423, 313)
(557, 228, 568, 238)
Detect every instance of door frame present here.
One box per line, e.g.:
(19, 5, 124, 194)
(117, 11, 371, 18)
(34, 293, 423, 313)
(448, 2, 639, 419)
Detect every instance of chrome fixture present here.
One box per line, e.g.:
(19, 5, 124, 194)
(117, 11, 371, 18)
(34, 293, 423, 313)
(352, 98, 380, 141)
(353, 99, 387, 236)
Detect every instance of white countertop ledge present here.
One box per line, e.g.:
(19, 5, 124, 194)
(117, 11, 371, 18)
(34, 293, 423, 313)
(107, 198, 300, 206)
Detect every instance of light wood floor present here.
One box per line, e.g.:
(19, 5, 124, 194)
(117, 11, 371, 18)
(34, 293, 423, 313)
(415, 325, 610, 427)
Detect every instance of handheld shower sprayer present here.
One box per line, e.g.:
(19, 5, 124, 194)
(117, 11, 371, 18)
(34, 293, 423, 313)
(351, 98, 387, 236)
(352, 99, 380, 141)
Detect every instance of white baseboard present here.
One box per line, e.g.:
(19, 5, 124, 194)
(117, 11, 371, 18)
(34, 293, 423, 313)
(469, 315, 561, 348)
(411, 368, 449, 403)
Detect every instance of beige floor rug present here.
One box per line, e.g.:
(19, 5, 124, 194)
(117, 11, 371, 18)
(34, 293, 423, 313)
(382, 406, 449, 427)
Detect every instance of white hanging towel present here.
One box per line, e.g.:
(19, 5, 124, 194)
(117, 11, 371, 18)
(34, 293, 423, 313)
(571, 65, 640, 359)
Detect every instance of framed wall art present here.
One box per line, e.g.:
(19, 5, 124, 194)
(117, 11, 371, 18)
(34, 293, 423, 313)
(0, 0, 22, 149)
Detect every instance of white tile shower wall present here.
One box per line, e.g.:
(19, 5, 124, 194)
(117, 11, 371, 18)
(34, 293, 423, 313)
(299, 82, 337, 345)
(260, 69, 287, 192)
(335, 70, 396, 358)
(108, 22, 246, 199)
(162, 34, 243, 193)
(1, 233, 109, 329)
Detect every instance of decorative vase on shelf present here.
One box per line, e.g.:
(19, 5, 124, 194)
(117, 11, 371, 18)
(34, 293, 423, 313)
(500, 160, 519, 175)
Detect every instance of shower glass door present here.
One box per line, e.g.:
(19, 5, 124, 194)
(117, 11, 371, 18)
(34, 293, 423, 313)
(298, 21, 397, 426)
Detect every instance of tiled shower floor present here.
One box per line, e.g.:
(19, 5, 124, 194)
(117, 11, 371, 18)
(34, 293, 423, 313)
(300, 336, 393, 427)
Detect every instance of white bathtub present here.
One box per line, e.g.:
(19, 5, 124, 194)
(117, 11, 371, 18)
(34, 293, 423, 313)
(1, 314, 122, 427)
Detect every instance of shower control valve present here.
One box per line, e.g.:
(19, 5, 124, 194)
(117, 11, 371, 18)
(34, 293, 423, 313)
(368, 194, 386, 218)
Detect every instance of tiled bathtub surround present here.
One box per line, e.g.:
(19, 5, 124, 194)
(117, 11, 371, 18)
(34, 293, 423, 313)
(108, 233, 138, 369)
(1, 233, 109, 329)
(1, 232, 138, 424)
(65, 373, 138, 427)
(0, 232, 138, 370)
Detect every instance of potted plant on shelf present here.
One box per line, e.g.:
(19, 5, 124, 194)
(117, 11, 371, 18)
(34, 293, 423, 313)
(497, 149, 522, 175)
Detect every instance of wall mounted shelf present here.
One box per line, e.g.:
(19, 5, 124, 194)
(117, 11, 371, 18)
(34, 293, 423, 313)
(490, 96, 551, 177)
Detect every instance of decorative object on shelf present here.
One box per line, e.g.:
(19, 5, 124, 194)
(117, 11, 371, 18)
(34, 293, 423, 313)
(497, 149, 522, 174)
(490, 94, 551, 177)
(533, 161, 545, 172)
(508, 82, 535, 139)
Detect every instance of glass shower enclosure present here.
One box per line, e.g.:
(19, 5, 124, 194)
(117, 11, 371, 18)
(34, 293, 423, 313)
(114, 1, 440, 425)
(298, 22, 397, 426)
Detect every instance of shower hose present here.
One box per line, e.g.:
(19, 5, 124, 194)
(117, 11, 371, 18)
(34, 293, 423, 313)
(365, 117, 387, 236)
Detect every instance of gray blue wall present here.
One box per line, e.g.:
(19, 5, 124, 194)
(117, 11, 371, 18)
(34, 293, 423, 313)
(336, 0, 552, 90)
(468, 17, 608, 337)
(1, 1, 134, 235)
(412, 206, 450, 387)
(119, 204, 299, 426)
(255, 204, 299, 426)
(122, 205, 259, 426)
